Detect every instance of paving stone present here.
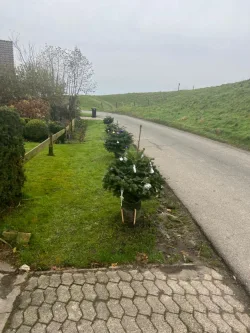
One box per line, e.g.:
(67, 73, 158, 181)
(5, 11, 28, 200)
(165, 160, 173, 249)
(77, 319, 94, 333)
(61, 273, 73, 286)
(117, 270, 132, 282)
(211, 269, 223, 280)
(23, 306, 38, 326)
(46, 321, 62, 333)
(43, 287, 57, 305)
(204, 273, 212, 281)
(107, 299, 124, 319)
(62, 319, 78, 333)
(167, 279, 185, 295)
(191, 280, 209, 295)
(95, 283, 109, 300)
(11, 310, 23, 329)
(38, 303, 52, 323)
(49, 274, 61, 288)
(118, 281, 134, 298)
(134, 296, 151, 316)
(131, 280, 147, 297)
(128, 270, 144, 281)
(136, 314, 157, 333)
(19, 291, 32, 309)
(146, 295, 165, 314)
(212, 295, 234, 313)
(37, 276, 49, 289)
(106, 282, 122, 299)
(186, 294, 206, 313)
(151, 313, 172, 333)
(142, 270, 155, 280)
(52, 302, 68, 322)
(107, 317, 125, 333)
(80, 300, 96, 321)
(68, 284, 83, 303)
(180, 312, 203, 333)
(143, 280, 159, 296)
(155, 279, 172, 295)
(16, 325, 31, 333)
(121, 315, 141, 333)
(82, 283, 97, 301)
(66, 301, 82, 321)
(120, 297, 138, 317)
(95, 271, 109, 284)
(165, 313, 187, 333)
(160, 295, 179, 313)
(199, 295, 220, 313)
(236, 313, 250, 329)
(178, 280, 197, 295)
(194, 311, 217, 333)
(150, 268, 167, 281)
(214, 280, 234, 295)
(95, 301, 110, 320)
(56, 285, 70, 303)
(84, 272, 97, 284)
(31, 323, 46, 333)
(224, 295, 245, 312)
(31, 289, 44, 306)
(25, 277, 38, 291)
(173, 294, 193, 313)
(106, 271, 120, 283)
(208, 312, 232, 333)
(222, 313, 248, 333)
(202, 280, 222, 295)
(92, 319, 108, 333)
(73, 273, 85, 285)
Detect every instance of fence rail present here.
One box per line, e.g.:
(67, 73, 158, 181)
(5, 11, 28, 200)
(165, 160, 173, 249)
(24, 119, 75, 163)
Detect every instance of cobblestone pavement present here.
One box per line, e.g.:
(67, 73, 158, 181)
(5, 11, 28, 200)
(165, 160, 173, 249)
(3, 266, 250, 333)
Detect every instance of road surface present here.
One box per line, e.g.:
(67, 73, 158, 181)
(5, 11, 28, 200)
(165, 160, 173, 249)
(96, 112, 250, 294)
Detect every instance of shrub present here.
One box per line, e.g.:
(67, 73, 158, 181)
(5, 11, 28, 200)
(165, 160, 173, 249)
(0, 107, 25, 209)
(104, 127, 133, 157)
(103, 116, 114, 124)
(48, 121, 65, 143)
(13, 99, 50, 119)
(74, 119, 88, 142)
(103, 150, 165, 203)
(24, 119, 48, 142)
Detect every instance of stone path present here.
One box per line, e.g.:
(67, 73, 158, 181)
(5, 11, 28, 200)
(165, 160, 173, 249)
(2, 266, 250, 333)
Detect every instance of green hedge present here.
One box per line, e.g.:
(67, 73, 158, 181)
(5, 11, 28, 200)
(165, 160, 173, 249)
(48, 121, 65, 143)
(0, 107, 25, 209)
(24, 119, 48, 142)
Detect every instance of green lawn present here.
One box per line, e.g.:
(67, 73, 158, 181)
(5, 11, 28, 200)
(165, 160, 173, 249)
(1, 121, 162, 269)
(79, 80, 250, 150)
(25, 142, 39, 152)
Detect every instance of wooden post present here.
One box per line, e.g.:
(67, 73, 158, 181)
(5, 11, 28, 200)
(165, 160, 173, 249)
(137, 125, 142, 151)
(133, 209, 137, 225)
(48, 134, 54, 156)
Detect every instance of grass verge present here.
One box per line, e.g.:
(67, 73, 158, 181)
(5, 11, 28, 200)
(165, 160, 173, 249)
(1, 121, 163, 270)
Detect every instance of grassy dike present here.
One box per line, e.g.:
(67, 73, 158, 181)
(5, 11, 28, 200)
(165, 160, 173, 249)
(79, 80, 250, 150)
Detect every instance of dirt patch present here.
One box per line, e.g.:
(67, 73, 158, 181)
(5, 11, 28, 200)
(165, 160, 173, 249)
(0, 242, 19, 268)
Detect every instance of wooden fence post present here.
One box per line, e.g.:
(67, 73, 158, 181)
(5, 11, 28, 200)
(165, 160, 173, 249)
(48, 134, 54, 156)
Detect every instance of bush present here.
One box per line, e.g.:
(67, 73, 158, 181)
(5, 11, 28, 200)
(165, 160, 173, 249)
(48, 121, 65, 143)
(13, 99, 50, 119)
(103, 150, 165, 203)
(105, 122, 119, 134)
(24, 119, 48, 142)
(104, 127, 133, 157)
(103, 116, 114, 124)
(74, 119, 88, 142)
(0, 107, 25, 209)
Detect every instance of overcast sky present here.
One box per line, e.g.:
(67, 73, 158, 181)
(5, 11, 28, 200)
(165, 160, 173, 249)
(1, 0, 250, 94)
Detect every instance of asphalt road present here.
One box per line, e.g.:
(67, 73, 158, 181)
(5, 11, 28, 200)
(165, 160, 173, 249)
(96, 112, 250, 294)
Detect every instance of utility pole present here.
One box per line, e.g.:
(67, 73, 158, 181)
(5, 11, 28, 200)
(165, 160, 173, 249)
(178, 83, 180, 91)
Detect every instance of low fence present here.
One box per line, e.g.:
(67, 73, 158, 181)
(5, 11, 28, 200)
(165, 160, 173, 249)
(24, 119, 75, 163)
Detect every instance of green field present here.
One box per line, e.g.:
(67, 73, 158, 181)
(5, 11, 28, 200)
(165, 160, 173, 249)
(1, 121, 162, 269)
(79, 80, 250, 150)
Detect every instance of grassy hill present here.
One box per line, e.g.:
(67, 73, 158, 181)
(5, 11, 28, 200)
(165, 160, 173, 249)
(79, 80, 250, 149)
